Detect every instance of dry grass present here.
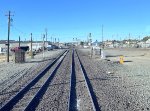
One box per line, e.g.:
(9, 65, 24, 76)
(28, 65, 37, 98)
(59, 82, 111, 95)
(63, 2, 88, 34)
(0, 55, 13, 62)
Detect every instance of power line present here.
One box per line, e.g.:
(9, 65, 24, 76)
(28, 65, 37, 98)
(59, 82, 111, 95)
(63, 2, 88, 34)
(12, 26, 28, 35)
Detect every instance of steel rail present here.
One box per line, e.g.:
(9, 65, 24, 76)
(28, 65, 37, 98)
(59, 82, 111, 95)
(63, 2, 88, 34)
(24, 50, 69, 111)
(68, 49, 77, 111)
(0, 50, 68, 111)
(75, 49, 101, 111)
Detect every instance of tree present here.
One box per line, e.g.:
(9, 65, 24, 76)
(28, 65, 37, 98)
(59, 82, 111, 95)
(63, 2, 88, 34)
(80, 41, 84, 46)
(142, 36, 150, 41)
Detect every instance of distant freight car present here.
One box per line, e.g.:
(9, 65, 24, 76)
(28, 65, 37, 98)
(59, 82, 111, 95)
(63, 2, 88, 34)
(11, 46, 29, 52)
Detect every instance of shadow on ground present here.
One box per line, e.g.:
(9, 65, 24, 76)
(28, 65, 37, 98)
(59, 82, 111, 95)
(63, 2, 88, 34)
(25, 58, 56, 63)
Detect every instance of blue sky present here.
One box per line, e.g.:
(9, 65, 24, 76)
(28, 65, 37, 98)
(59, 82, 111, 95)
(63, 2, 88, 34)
(0, 0, 150, 42)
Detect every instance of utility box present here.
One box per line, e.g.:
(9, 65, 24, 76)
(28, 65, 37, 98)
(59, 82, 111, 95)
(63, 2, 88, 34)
(15, 49, 25, 63)
(95, 49, 99, 55)
(11, 46, 29, 63)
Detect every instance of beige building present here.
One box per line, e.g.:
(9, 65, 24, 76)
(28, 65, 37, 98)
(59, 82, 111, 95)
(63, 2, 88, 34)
(0, 40, 49, 54)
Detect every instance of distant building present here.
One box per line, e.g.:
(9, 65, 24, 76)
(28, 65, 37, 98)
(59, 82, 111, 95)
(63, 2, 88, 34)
(138, 39, 150, 48)
(146, 39, 150, 44)
(0, 40, 49, 54)
(92, 40, 99, 47)
(0, 40, 16, 54)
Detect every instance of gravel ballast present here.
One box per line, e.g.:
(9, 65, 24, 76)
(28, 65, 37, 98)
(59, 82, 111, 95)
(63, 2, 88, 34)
(0, 50, 65, 108)
(74, 51, 94, 110)
(1, 48, 150, 110)
(0, 50, 64, 90)
(36, 50, 71, 111)
(78, 48, 150, 110)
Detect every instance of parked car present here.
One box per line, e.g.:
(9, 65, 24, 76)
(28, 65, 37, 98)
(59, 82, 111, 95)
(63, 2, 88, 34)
(47, 45, 53, 51)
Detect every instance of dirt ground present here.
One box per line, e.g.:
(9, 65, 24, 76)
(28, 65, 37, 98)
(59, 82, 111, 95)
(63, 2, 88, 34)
(104, 48, 150, 63)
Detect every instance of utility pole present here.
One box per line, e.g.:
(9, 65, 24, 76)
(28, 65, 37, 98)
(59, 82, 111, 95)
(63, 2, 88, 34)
(51, 36, 52, 43)
(112, 35, 114, 48)
(31, 33, 33, 58)
(89, 33, 93, 58)
(89, 33, 92, 46)
(139, 35, 140, 41)
(53, 38, 54, 43)
(45, 28, 47, 42)
(58, 38, 60, 47)
(19, 36, 20, 47)
(87, 36, 88, 45)
(43, 34, 45, 59)
(5, 11, 13, 62)
(129, 33, 130, 48)
(102, 25, 104, 49)
(55, 38, 56, 43)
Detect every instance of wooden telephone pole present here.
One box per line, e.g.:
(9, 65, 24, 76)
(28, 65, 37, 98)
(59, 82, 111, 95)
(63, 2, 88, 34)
(31, 33, 34, 59)
(45, 28, 47, 42)
(19, 36, 21, 47)
(102, 25, 104, 49)
(43, 34, 45, 59)
(5, 11, 13, 62)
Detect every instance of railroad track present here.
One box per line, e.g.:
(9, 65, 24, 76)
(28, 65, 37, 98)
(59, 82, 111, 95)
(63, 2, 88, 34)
(0, 49, 101, 111)
(35, 49, 72, 110)
(0, 51, 65, 107)
(0, 50, 68, 111)
(68, 49, 101, 111)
